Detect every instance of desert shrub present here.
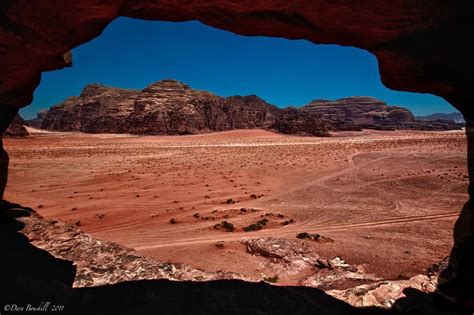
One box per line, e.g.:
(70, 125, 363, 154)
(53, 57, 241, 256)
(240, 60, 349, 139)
(214, 221, 234, 232)
(221, 221, 234, 232)
(281, 219, 295, 226)
(243, 218, 268, 232)
(296, 232, 310, 239)
(257, 218, 269, 226)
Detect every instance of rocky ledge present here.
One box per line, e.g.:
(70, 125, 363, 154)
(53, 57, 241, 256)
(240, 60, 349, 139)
(8, 207, 241, 287)
(1, 203, 457, 314)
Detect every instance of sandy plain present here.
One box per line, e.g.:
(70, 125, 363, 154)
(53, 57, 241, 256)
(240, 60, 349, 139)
(4, 128, 468, 286)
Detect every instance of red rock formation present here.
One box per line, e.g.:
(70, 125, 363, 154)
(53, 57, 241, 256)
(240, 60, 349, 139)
(40, 80, 332, 136)
(0, 1, 472, 118)
(40, 80, 460, 135)
(3, 115, 28, 138)
(303, 97, 414, 126)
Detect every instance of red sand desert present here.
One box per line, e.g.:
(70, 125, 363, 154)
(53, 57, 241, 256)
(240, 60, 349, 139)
(4, 128, 467, 286)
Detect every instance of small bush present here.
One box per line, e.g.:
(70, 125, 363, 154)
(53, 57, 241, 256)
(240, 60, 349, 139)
(214, 221, 234, 232)
(296, 232, 310, 239)
(257, 218, 269, 226)
(243, 218, 268, 232)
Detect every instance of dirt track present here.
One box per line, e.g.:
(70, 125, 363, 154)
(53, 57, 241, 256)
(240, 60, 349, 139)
(4, 129, 468, 284)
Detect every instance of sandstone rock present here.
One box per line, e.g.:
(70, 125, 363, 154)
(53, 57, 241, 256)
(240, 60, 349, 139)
(17, 210, 243, 287)
(243, 237, 319, 275)
(4, 115, 28, 138)
(0, 1, 471, 121)
(39, 80, 461, 136)
(40, 80, 331, 136)
(327, 274, 438, 309)
(302, 97, 462, 131)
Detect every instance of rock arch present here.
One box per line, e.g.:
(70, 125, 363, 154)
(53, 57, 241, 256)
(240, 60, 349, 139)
(0, 0, 472, 306)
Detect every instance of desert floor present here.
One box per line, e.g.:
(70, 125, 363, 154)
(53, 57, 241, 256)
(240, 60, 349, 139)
(4, 128, 468, 286)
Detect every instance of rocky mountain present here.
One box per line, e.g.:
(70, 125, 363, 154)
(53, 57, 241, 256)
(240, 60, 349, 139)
(40, 80, 330, 136)
(416, 112, 465, 124)
(303, 97, 463, 131)
(39, 80, 462, 136)
(4, 114, 28, 138)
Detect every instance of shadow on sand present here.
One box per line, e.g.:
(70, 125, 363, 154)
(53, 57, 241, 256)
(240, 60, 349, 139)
(0, 203, 465, 315)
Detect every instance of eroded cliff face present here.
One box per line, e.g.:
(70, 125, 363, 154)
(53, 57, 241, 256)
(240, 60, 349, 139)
(301, 97, 460, 131)
(39, 80, 461, 135)
(40, 80, 332, 136)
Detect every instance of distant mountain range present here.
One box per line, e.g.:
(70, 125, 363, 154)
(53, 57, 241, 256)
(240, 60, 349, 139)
(416, 112, 465, 123)
(7, 79, 463, 138)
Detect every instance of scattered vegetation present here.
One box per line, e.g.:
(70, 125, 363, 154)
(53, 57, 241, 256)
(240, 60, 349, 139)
(225, 198, 236, 204)
(243, 218, 268, 232)
(213, 221, 234, 232)
(281, 219, 295, 226)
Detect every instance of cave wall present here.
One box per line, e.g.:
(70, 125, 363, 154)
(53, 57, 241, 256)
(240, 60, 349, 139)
(0, 1, 473, 117)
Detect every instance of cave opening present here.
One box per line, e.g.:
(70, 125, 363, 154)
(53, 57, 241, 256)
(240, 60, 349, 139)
(1, 6, 472, 312)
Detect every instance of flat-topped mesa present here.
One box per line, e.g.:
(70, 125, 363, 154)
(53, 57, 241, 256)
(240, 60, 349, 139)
(302, 96, 415, 127)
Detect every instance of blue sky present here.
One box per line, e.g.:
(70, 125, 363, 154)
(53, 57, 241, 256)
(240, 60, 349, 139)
(22, 17, 456, 119)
